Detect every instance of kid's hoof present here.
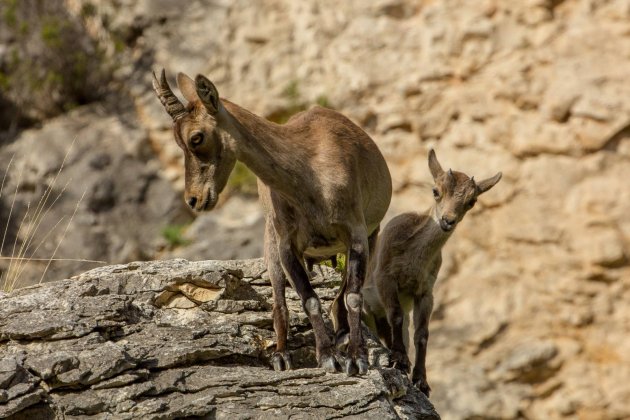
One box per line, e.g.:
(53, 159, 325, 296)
(414, 378, 431, 398)
(391, 351, 410, 373)
(319, 354, 339, 372)
(271, 351, 293, 371)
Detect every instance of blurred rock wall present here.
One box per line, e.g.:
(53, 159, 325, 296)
(2, 0, 629, 418)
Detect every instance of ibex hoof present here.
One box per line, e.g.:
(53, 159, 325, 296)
(271, 351, 293, 371)
(319, 353, 339, 373)
(413, 378, 431, 398)
(356, 357, 369, 375)
(343, 354, 369, 376)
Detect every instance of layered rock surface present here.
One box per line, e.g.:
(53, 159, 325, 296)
(0, 259, 438, 419)
(0, 0, 629, 418)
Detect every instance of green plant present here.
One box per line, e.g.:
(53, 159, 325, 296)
(267, 80, 334, 124)
(80, 3, 97, 18)
(161, 224, 191, 248)
(322, 253, 346, 273)
(227, 162, 258, 196)
(282, 80, 301, 102)
(316, 95, 331, 108)
(0, 0, 114, 125)
(3, 0, 18, 28)
(41, 17, 65, 48)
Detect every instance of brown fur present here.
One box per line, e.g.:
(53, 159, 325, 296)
(153, 70, 392, 375)
(362, 149, 501, 396)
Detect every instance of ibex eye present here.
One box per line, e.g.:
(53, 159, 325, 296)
(467, 199, 477, 208)
(432, 187, 440, 199)
(190, 133, 204, 146)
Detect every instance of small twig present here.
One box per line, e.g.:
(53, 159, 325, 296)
(12, 138, 76, 284)
(6, 202, 30, 291)
(11, 215, 66, 283)
(13, 180, 70, 283)
(0, 158, 21, 257)
(0, 155, 14, 202)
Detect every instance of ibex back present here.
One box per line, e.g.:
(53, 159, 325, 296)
(153, 70, 392, 375)
(362, 149, 501, 395)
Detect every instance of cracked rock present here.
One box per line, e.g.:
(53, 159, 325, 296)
(0, 259, 439, 419)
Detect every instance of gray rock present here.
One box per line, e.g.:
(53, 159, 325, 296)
(0, 259, 439, 419)
(0, 105, 191, 289)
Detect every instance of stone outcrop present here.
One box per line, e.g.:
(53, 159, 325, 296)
(0, 259, 439, 419)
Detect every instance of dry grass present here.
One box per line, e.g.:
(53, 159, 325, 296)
(0, 141, 105, 292)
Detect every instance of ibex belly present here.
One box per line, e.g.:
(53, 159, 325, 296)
(304, 242, 346, 259)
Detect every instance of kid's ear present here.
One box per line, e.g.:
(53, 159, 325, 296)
(428, 149, 444, 180)
(476, 172, 502, 194)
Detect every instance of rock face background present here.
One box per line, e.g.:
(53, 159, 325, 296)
(0, 258, 438, 419)
(0, 0, 629, 419)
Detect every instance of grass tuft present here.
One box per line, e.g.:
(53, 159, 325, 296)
(1, 141, 105, 292)
(161, 224, 191, 248)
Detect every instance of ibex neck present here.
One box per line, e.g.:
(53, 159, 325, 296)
(219, 100, 309, 193)
(418, 206, 453, 253)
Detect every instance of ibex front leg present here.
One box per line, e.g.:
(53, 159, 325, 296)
(279, 241, 338, 372)
(342, 232, 370, 375)
(382, 290, 411, 373)
(266, 223, 292, 371)
(411, 293, 433, 397)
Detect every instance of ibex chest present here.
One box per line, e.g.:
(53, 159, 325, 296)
(397, 249, 442, 297)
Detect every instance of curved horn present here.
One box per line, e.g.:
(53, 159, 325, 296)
(152, 69, 187, 121)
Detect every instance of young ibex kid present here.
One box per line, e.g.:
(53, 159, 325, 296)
(362, 149, 501, 396)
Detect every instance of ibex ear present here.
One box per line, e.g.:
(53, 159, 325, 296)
(177, 72, 198, 104)
(428, 149, 444, 180)
(195, 74, 220, 114)
(476, 172, 502, 194)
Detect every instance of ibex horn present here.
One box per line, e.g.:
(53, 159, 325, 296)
(152, 69, 187, 121)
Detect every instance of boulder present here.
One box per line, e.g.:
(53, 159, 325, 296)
(0, 259, 439, 419)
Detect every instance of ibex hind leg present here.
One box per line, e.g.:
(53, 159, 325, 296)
(330, 268, 349, 351)
(331, 227, 379, 354)
(341, 230, 372, 376)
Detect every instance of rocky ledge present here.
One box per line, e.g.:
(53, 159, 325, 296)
(0, 259, 438, 419)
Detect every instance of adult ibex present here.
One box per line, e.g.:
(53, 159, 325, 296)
(152, 70, 392, 375)
(362, 149, 501, 396)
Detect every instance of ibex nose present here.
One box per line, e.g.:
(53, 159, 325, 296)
(187, 196, 198, 209)
(440, 216, 456, 232)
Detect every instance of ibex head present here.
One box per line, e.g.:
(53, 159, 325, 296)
(428, 149, 501, 232)
(152, 69, 236, 211)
